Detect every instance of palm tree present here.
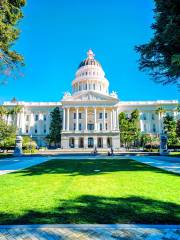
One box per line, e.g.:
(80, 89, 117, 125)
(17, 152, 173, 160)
(0, 106, 8, 121)
(176, 104, 180, 113)
(10, 105, 22, 133)
(155, 107, 166, 135)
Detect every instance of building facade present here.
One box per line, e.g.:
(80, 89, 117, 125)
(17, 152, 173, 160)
(2, 50, 179, 149)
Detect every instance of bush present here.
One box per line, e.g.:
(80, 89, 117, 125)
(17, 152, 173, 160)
(22, 136, 37, 153)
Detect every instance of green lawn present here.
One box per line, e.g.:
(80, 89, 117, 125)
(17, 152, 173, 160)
(0, 158, 179, 224)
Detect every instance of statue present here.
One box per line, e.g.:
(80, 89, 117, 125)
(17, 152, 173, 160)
(13, 136, 23, 156)
(160, 134, 168, 155)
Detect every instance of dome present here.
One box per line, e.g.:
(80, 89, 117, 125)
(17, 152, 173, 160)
(78, 49, 102, 69)
(72, 49, 109, 95)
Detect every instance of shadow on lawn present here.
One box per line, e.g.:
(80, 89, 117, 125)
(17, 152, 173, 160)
(15, 159, 178, 177)
(0, 195, 179, 225)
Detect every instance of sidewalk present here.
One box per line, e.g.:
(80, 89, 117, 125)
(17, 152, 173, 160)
(131, 156, 180, 174)
(0, 224, 179, 240)
(0, 156, 50, 176)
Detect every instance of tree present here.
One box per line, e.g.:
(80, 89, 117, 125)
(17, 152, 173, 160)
(155, 107, 166, 134)
(0, 119, 16, 150)
(0, 0, 26, 84)
(9, 105, 22, 127)
(176, 119, 180, 138)
(163, 115, 178, 146)
(0, 106, 8, 120)
(135, 0, 180, 86)
(48, 107, 62, 147)
(119, 109, 140, 149)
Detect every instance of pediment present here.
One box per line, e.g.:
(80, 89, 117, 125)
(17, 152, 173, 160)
(62, 91, 119, 102)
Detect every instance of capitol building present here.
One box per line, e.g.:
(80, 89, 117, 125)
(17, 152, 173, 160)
(3, 50, 179, 149)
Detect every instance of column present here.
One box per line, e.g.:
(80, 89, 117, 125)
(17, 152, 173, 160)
(114, 109, 117, 130)
(76, 108, 79, 131)
(94, 108, 97, 131)
(148, 112, 151, 133)
(116, 109, 119, 130)
(85, 108, 87, 131)
(110, 110, 113, 131)
(63, 108, 66, 131)
(67, 108, 69, 131)
(103, 108, 106, 130)
(112, 109, 115, 130)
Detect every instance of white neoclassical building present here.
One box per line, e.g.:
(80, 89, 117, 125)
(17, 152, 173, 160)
(2, 50, 179, 149)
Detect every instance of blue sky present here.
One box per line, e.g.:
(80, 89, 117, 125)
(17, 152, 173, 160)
(0, 0, 179, 102)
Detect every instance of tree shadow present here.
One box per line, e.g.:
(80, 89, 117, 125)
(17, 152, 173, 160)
(14, 159, 179, 177)
(0, 195, 179, 225)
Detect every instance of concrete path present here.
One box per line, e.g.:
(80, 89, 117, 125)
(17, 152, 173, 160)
(0, 224, 179, 240)
(131, 156, 180, 174)
(0, 156, 51, 175)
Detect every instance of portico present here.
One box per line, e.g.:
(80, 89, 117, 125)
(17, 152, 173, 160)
(62, 106, 119, 132)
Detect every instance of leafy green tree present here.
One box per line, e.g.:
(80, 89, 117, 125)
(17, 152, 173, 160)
(176, 119, 180, 139)
(0, 119, 16, 150)
(163, 115, 178, 146)
(0, 0, 26, 84)
(48, 107, 62, 147)
(135, 0, 180, 85)
(119, 109, 140, 149)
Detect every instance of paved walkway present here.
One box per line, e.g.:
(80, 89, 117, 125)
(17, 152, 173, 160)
(131, 156, 180, 174)
(0, 156, 50, 175)
(0, 224, 179, 240)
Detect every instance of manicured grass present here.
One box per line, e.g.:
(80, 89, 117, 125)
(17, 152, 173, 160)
(0, 158, 179, 224)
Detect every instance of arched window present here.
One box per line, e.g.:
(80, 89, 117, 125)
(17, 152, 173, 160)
(93, 83, 95, 90)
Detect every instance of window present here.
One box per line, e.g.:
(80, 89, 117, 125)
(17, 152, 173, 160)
(86, 72, 88, 75)
(43, 115, 46, 121)
(153, 124, 156, 133)
(142, 113, 146, 120)
(152, 114, 155, 120)
(87, 124, 94, 130)
(85, 84, 87, 90)
(35, 128, 38, 134)
(100, 123, 103, 131)
(105, 123, 108, 130)
(35, 114, 39, 121)
(144, 124, 146, 132)
(26, 115, 29, 121)
(74, 113, 76, 119)
(105, 112, 108, 119)
(79, 123, 82, 130)
(99, 112, 103, 119)
(93, 84, 95, 90)
(79, 113, 82, 119)
(25, 126, 28, 133)
(44, 125, 46, 134)
(73, 123, 76, 130)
